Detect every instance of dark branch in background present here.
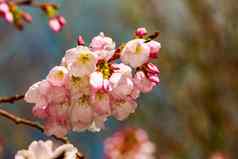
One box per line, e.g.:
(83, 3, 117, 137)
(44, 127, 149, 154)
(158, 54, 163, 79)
(0, 94, 24, 104)
(145, 31, 160, 43)
(14, 0, 59, 9)
(0, 106, 84, 158)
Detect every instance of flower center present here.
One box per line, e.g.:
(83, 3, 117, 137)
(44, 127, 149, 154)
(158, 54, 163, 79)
(78, 94, 90, 106)
(98, 61, 111, 79)
(76, 52, 91, 64)
(71, 76, 81, 87)
(135, 43, 143, 54)
(54, 70, 65, 80)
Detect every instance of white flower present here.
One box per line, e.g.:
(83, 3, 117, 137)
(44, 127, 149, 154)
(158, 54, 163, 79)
(121, 39, 150, 68)
(90, 32, 116, 60)
(64, 46, 97, 77)
(15, 140, 78, 159)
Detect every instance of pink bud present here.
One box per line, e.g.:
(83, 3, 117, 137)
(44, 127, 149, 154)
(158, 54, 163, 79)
(147, 72, 160, 84)
(22, 12, 32, 23)
(58, 15, 66, 26)
(48, 17, 61, 32)
(147, 40, 161, 59)
(77, 35, 85, 46)
(4, 11, 13, 23)
(0, 3, 9, 13)
(145, 63, 160, 74)
(48, 16, 66, 32)
(135, 27, 148, 37)
(0, 2, 13, 23)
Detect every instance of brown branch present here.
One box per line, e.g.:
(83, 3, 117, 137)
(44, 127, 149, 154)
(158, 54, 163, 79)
(14, 0, 59, 9)
(0, 108, 84, 159)
(145, 31, 160, 43)
(13, 0, 42, 8)
(0, 94, 24, 104)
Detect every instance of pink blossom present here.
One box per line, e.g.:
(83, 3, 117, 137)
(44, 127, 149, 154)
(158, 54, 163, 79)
(121, 39, 150, 68)
(32, 103, 48, 119)
(46, 85, 68, 104)
(25, 80, 51, 106)
(70, 96, 94, 132)
(0, 2, 13, 23)
(91, 92, 111, 116)
(104, 128, 156, 159)
(111, 98, 137, 121)
(15, 140, 78, 159)
(135, 27, 148, 38)
(64, 46, 97, 77)
(147, 40, 161, 59)
(134, 71, 156, 93)
(89, 32, 115, 60)
(44, 118, 69, 137)
(77, 35, 85, 46)
(109, 63, 134, 99)
(90, 32, 115, 51)
(47, 66, 68, 87)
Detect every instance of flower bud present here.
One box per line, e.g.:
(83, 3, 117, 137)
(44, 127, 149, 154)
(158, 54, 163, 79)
(135, 27, 148, 38)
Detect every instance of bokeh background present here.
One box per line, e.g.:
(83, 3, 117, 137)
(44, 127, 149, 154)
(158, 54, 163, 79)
(0, 0, 238, 158)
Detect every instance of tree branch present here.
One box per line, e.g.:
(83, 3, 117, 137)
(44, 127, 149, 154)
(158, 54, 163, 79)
(0, 108, 84, 159)
(0, 94, 24, 104)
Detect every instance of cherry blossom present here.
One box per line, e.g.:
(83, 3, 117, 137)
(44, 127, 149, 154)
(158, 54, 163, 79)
(104, 127, 156, 159)
(89, 32, 115, 60)
(64, 46, 97, 77)
(121, 39, 150, 68)
(25, 28, 161, 137)
(14, 140, 78, 159)
(135, 27, 148, 38)
(147, 40, 161, 59)
(0, 2, 13, 23)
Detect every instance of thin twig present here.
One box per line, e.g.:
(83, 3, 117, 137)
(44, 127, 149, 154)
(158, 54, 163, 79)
(14, 0, 59, 9)
(145, 31, 160, 43)
(0, 108, 84, 158)
(0, 94, 24, 104)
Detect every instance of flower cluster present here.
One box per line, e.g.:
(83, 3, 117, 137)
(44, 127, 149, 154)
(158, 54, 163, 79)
(104, 127, 156, 159)
(15, 140, 78, 159)
(25, 28, 161, 137)
(0, 0, 65, 32)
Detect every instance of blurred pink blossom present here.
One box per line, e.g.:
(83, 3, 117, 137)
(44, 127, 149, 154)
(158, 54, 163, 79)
(104, 127, 156, 159)
(48, 15, 66, 32)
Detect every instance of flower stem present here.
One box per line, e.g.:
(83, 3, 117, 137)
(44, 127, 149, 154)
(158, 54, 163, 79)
(0, 108, 84, 159)
(0, 94, 24, 104)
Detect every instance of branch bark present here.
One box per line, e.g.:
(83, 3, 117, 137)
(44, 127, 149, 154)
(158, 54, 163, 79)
(0, 108, 84, 159)
(0, 94, 24, 104)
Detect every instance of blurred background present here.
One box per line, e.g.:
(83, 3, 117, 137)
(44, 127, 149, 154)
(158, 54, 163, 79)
(0, 0, 238, 158)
